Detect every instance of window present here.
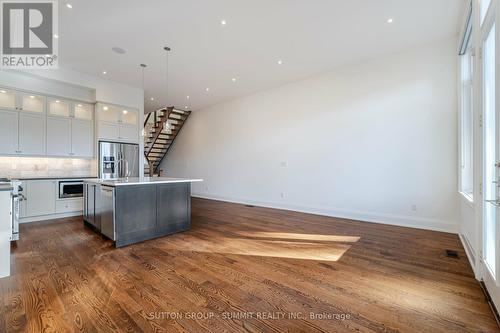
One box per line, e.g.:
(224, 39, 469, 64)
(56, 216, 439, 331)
(483, 24, 496, 275)
(481, 0, 492, 25)
(459, 12, 474, 200)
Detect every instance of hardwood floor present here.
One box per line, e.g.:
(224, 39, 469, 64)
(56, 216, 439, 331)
(1, 198, 498, 332)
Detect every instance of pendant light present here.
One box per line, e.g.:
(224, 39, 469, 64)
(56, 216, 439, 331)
(163, 46, 172, 131)
(140, 63, 147, 137)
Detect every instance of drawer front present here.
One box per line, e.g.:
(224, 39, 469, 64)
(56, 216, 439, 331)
(56, 199, 83, 213)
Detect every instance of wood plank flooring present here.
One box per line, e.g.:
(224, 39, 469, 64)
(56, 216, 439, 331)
(0, 198, 498, 332)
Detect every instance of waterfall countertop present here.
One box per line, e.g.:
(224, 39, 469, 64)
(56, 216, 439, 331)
(83, 177, 203, 187)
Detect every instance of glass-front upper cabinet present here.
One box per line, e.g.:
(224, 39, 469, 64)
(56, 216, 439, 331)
(99, 104, 120, 123)
(20, 93, 45, 113)
(120, 108, 138, 125)
(0, 88, 17, 110)
(48, 98, 71, 117)
(74, 102, 93, 120)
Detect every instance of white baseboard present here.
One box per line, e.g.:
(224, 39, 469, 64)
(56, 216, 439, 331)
(459, 233, 480, 279)
(20, 211, 82, 224)
(192, 193, 458, 234)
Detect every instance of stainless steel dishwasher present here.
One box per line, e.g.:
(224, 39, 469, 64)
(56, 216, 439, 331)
(84, 183, 100, 230)
(100, 185, 116, 240)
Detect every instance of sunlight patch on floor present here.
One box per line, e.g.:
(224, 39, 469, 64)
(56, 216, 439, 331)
(163, 232, 360, 261)
(235, 231, 360, 243)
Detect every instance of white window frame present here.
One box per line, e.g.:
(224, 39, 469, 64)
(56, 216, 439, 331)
(459, 3, 475, 202)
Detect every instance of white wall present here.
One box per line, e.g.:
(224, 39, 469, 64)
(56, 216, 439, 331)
(163, 38, 459, 233)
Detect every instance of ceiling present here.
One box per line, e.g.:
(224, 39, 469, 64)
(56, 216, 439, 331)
(58, 0, 467, 113)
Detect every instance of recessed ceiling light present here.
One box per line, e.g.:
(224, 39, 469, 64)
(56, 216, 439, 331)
(29, 95, 35, 99)
(66, 3, 72, 9)
(277, 60, 283, 65)
(103, 106, 109, 111)
(387, 18, 394, 23)
(77, 104, 82, 107)
(221, 20, 227, 26)
(111, 46, 126, 54)
(205, 88, 210, 92)
(123, 110, 128, 114)
(186, 95, 190, 99)
(150, 97, 154, 101)
(53, 34, 59, 39)
(55, 100, 60, 103)
(232, 78, 237, 82)
(184, 106, 188, 109)
(0, 90, 6, 94)
(102, 71, 107, 75)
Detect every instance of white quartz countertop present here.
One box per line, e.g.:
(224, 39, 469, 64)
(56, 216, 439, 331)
(84, 177, 203, 187)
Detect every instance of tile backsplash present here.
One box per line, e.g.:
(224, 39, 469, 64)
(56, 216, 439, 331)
(0, 157, 96, 179)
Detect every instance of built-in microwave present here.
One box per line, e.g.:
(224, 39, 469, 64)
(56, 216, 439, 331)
(59, 180, 84, 199)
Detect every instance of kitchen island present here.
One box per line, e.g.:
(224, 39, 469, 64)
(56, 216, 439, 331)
(83, 177, 202, 247)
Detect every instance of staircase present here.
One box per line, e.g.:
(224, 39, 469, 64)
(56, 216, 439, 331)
(144, 107, 191, 176)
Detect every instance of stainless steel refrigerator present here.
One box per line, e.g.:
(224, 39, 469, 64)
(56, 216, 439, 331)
(99, 141, 139, 179)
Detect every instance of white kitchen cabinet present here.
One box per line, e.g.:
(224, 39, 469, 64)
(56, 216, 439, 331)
(47, 117, 71, 156)
(0, 87, 96, 158)
(71, 119, 93, 157)
(56, 199, 83, 214)
(0, 89, 17, 111)
(98, 122, 138, 143)
(48, 98, 71, 117)
(121, 109, 138, 125)
(27, 180, 57, 217)
(97, 103, 139, 143)
(99, 104, 120, 122)
(19, 114, 46, 155)
(47, 117, 93, 157)
(119, 125, 139, 143)
(74, 103, 93, 120)
(0, 110, 19, 154)
(20, 93, 45, 113)
(98, 122, 120, 141)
